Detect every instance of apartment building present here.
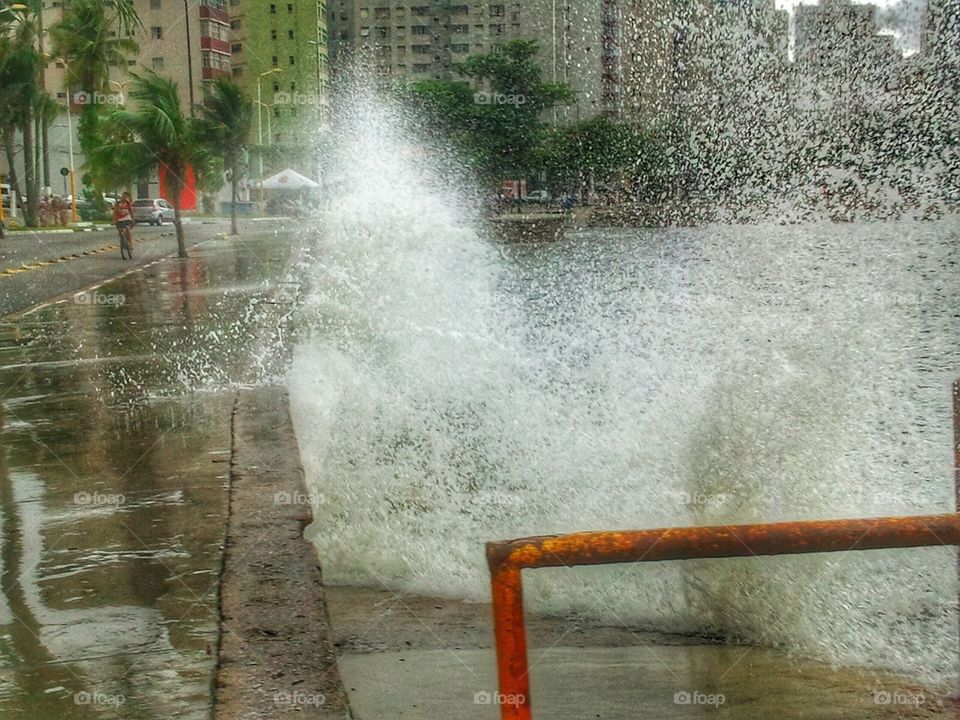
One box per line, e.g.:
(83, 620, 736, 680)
(7, 0, 327, 197)
(228, 0, 330, 146)
(795, 0, 899, 78)
(328, 0, 623, 121)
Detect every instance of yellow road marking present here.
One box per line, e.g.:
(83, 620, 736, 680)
(0, 243, 120, 279)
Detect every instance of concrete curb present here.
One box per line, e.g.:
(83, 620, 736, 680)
(214, 387, 351, 719)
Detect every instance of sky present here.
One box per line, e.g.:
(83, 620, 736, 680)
(773, 0, 928, 54)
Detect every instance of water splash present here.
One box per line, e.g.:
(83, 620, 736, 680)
(289, 93, 960, 685)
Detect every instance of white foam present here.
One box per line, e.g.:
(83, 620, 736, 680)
(289, 95, 960, 685)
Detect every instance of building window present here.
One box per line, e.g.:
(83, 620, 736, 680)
(289, 55, 295, 65)
(230, 19, 242, 29)
(151, 26, 163, 40)
(288, 29, 294, 39)
(271, 29, 277, 39)
(150, 0, 161, 8)
(152, 57, 165, 69)
(270, 4, 277, 13)
(231, 43, 242, 53)
(287, 3, 293, 12)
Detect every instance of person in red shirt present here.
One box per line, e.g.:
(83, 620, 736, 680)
(113, 192, 134, 260)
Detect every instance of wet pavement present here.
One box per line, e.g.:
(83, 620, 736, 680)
(0, 221, 234, 318)
(329, 587, 955, 719)
(0, 232, 298, 718)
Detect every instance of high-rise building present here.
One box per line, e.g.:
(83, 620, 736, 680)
(6, 0, 328, 200)
(795, 0, 900, 78)
(228, 0, 329, 148)
(327, 0, 623, 121)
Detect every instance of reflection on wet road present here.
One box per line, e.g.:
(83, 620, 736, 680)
(0, 234, 296, 718)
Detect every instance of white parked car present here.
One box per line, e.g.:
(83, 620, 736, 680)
(133, 198, 174, 225)
(1, 183, 24, 209)
(524, 190, 552, 204)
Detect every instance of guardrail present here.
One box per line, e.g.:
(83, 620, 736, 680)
(485, 380, 960, 720)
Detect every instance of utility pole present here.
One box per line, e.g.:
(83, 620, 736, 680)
(38, 0, 49, 187)
(184, 0, 196, 115)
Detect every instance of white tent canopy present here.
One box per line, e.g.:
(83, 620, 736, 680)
(261, 169, 320, 190)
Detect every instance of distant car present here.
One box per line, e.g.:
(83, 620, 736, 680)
(1, 183, 24, 210)
(133, 198, 173, 225)
(524, 190, 551, 204)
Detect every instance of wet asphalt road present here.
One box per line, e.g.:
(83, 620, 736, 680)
(0, 230, 300, 718)
(0, 221, 234, 318)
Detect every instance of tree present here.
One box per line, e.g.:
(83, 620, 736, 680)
(0, 13, 40, 226)
(407, 40, 572, 183)
(197, 78, 253, 236)
(48, 0, 140, 157)
(91, 72, 213, 257)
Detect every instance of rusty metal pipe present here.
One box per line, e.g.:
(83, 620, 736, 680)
(490, 566, 531, 720)
(488, 514, 960, 720)
(954, 380, 960, 693)
(488, 514, 960, 572)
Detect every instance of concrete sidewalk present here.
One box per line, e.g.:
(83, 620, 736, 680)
(214, 388, 350, 720)
(327, 587, 951, 719)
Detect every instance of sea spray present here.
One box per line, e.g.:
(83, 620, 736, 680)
(288, 95, 959, 685)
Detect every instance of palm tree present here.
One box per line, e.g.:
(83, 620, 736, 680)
(197, 78, 253, 236)
(92, 72, 213, 258)
(48, 0, 140, 155)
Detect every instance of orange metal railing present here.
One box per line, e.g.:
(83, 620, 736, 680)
(486, 380, 960, 720)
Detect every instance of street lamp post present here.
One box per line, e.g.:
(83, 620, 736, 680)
(307, 38, 326, 184)
(257, 68, 283, 214)
(65, 93, 78, 223)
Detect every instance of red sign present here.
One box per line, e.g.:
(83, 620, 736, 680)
(158, 164, 198, 211)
